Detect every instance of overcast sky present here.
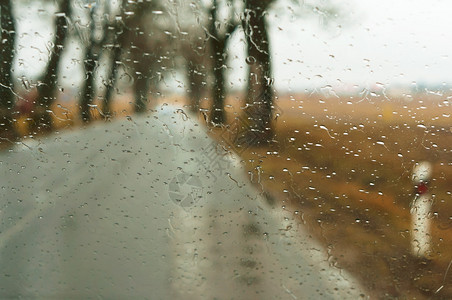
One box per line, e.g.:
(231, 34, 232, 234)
(271, 0, 452, 91)
(14, 0, 452, 93)
(227, 0, 452, 92)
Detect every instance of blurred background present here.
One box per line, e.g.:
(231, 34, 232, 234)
(1, 0, 451, 298)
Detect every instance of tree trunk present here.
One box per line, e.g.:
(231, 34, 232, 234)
(80, 49, 96, 122)
(32, 0, 71, 134)
(102, 0, 128, 118)
(103, 0, 153, 115)
(132, 55, 151, 114)
(79, 7, 99, 123)
(242, 0, 274, 145)
(205, 0, 239, 125)
(129, 3, 154, 114)
(102, 26, 121, 118)
(208, 2, 227, 125)
(210, 38, 227, 125)
(0, 0, 18, 144)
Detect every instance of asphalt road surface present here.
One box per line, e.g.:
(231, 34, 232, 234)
(0, 105, 367, 299)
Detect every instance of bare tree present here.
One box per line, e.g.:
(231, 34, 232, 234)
(128, 8, 153, 114)
(32, 0, 71, 133)
(208, 0, 239, 124)
(78, 2, 104, 123)
(241, 0, 274, 145)
(238, 0, 342, 145)
(103, 0, 165, 115)
(0, 0, 18, 143)
(101, 0, 129, 117)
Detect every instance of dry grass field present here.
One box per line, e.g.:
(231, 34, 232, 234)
(7, 91, 452, 299)
(232, 94, 452, 299)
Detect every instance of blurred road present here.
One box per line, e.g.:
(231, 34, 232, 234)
(0, 105, 366, 299)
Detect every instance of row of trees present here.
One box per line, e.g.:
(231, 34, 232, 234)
(0, 0, 339, 147)
(0, 1, 19, 141)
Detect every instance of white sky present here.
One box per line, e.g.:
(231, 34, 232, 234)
(227, 0, 452, 92)
(270, 0, 452, 91)
(13, 0, 452, 93)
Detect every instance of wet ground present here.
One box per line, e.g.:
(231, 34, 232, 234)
(0, 106, 366, 299)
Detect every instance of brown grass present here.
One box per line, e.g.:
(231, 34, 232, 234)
(234, 94, 451, 299)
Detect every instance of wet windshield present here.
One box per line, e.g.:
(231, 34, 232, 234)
(0, 0, 451, 298)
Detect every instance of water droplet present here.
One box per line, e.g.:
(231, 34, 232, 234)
(245, 56, 256, 65)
